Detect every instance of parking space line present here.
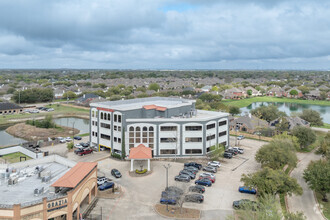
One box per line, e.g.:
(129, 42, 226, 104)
(232, 158, 249, 171)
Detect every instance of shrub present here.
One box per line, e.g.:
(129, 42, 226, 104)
(135, 169, 147, 174)
(111, 153, 122, 160)
(67, 142, 74, 150)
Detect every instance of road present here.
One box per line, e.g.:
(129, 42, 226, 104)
(311, 127, 330, 133)
(287, 152, 325, 220)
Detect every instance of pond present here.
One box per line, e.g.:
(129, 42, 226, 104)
(0, 125, 26, 147)
(53, 117, 90, 134)
(240, 102, 330, 124)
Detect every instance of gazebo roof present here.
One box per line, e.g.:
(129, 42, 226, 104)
(128, 144, 152, 159)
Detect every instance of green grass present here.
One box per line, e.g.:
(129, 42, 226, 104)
(45, 104, 89, 113)
(315, 192, 330, 219)
(79, 133, 89, 137)
(1, 152, 32, 163)
(313, 123, 330, 129)
(222, 97, 330, 108)
(279, 193, 286, 214)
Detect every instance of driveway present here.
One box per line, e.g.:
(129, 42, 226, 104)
(287, 152, 325, 220)
(88, 137, 266, 220)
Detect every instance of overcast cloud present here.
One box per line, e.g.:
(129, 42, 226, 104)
(0, 0, 330, 69)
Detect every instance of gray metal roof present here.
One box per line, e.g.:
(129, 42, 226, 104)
(0, 102, 22, 111)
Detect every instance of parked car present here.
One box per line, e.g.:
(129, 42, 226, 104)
(98, 182, 114, 191)
(74, 148, 83, 154)
(195, 178, 212, 187)
(66, 137, 72, 142)
(232, 147, 244, 154)
(208, 161, 221, 168)
(198, 176, 215, 183)
(166, 186, 184, 195)
(30, 109, 39, 113)
(183, 167, 198, 174)
(223, 152, 233, 159)
(47, 108, 54, 112)
(199, 173, 216, 179)
(185, 194, 204, 203)
(74, 143, 83, 149)
(179, 170, 196, 179)
(175, 175, 190, 182)
(77, 148, 93, 156)
(184, 166, 199, 173)
(111, 169, 122, 178)
(161, 191, 181, 199)
(237, 135, 245, 140)
(160, 197, 177, 205)
(97, 177, 108, 186)
(202, 166, 217, 173)
(184, 162, 202, 170)
(233, 199, 258, 210)
(239, 186, 257, 194)
(74, 136, 82, 140)
(226, 148, 238, 155)
(189, 185, 205, 193)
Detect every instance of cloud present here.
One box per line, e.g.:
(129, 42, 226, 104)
(0, 0, 329, 69)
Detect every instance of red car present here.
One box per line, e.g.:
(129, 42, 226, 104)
(199, 176, 215, 183)
(77, 148, 93, 156)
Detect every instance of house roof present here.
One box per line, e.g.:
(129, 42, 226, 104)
(143, 104, 167, 111)
(270, 116, 310, 130)
(128, 144, 152, 159)
(0, 102, 23, 111)
(51, 162, 97, 188)
(234, 115, 268, 130)
(76, 93, 100, 102)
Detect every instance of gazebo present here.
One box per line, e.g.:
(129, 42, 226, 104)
(128, 144, 152, 172)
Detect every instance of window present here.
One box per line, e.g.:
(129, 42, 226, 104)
(149, 138, 154, 143)
(185, 149, 202, 154)
(95, 121, 98, 126)
(185, 137, 202, 142)
(114, 114, 117, 122)
(92, 111, 95, 117)
(185, 126, 202, 131)
(219, 121, 227, 126)
(143, 138, 148, 143)
(114, 125, 117, 131)
(101, 123, 110, 129)
(207, 123, 216, 130)
(160, 138, 177, 143)
(129, 144, 134, 149)
(207, 134, 216, 141)
(114, 137, 117, 142)
(118, 138, 121, 143)
(92, 121, 94, 126)
(101, 134, 110, 140)
(143, 126, 148, 131)
(149, 144, 154, 148)
(108, 113, 111, 121)
(160, 126, 177, 131)
(160, 149, 176, 154)
(118, 126, 121, 131)
(101, 112, 103, 120)
(129, 138, 134, 143)
(129, 127, 134, 131)
(92, 131, 95, 136)
(219, 131, 227, 137)
(220, 141, 227, 146)
(149, 126, 154, 131)
(118, 115, 122, 123)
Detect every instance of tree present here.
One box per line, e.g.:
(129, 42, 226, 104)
(208, 144, 225, 161)
(109, 95, 121, 101)
(247, 89, 252, 96)
(251, 105, 286, 122)
(7, 87, 16, 94)
(275, 117, 290, 133)
(300, 109, 323, 126)
(317, 132, 330, 159)
(289, 89, 298, 97)
(292, 126, 316, 150)
(298, 86, 310, 95)
(255, 139, 297, 169)
(148, 83, 160, 91)
(303, 160, 330, 202)
(67, 142, 74, 150)
(320, 91, 327, 100)
(229, 106, 241, 116)
(12, 88, 54, 103)
(273, 132, 300, 150)
(63, 91, 77, 99)
(241, 167, 303, 196)
(198, 93, 222, 102)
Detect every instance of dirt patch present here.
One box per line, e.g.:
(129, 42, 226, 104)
(5, 123, 80, 141)
(97, 186, 123, 199)
(154, 204, 201, 219)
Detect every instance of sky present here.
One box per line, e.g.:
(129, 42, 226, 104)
(0, 0, 330, 70)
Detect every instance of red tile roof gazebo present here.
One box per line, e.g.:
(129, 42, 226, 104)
(129, 144, 152, 171)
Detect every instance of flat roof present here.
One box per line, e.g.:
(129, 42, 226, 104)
(90, 97, 195, 111)
(0, 162, 70, 206)
(52, 162, 97, 188)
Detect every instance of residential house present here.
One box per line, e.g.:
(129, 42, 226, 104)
(267, 86, 285, 97)
(201, 86, 212, 92)
(306, 89, 321, 100)
(54, 89, 66, 99)
(243, 86, 260, 97)
(75, 93, 104, 106)
(230, 114, 269, 133)
(0, 102, 23, 115)
(286, 87, 303, 98)
(222, 88, 244, 99)
(269, 116, 310, 130)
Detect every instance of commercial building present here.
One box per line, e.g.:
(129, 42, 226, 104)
(0, 155, 97, 220)
(90, 97, 229, 158)
(0, 102, 23, 115)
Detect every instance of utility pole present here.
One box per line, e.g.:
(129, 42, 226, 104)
(18, 90, 21, 105)
(72, 121, 75, 146)
(163, 163, 171, 211)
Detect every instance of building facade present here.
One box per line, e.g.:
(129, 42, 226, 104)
(90, 97, 229, 158)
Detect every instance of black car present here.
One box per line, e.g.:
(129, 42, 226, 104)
(184, 194, 204, 203)
(74, 136, 82, 140)
(226, 148, 238, 155)
(223, 152, 233, 159)
(179, 170, 196, 179)
(184, 166, 199, 174)
(233, 199, 258, 210)
(161, 191, 181, 199)
(189, 185, 205, 193)
(175, 175, 190, 182)
(80, 142, 89, 148)
(74, 148, 84, 154)
(111, 169, 122, 178)
(184, 162, 202, 170)
(166, 186, 184, 195)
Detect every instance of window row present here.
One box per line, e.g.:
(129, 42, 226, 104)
(130, 137, 154, 143)
(219, 131, 227, 137)
(160, 138, 177, 143)
(114, 137, 122, 143)
(92, 131, 98, 137)
(219, 121, 227, 126)
(101, 134, 110, 140)
(160, 126, 177, 131)
(101, 123, 110, 129)
(92, 121, 98, 126)
(185, 126, 202, 131)
(100, 112, 111, 121)
(129, 143, 154, 149)
(129, 126, 154, 132)
(185, 149, 202, 154)
(206, 134, 216, 141)
(114, 114, 122, 123)
(185, 137, 202, 142)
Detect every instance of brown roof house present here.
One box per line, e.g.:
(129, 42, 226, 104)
(269, 116, 310, 130)
(0, 102, 23, 115)
(230, 114, 269, 133)
(267, 86, 285, 97)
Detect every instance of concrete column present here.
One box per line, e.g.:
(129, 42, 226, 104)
(76, 205, 80, 220)
(43, 197, 47, 220)
(131, 159, 134, 171)
(147, 159, 150, 171)
(88, 190, 92, 204)
(13, 204, 21, 220)
(67, 192, 73, 220)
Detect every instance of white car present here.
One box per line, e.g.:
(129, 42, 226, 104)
(208, 161, 221, 168)
(97, 177, 108, 186)
(66, 137, 72, 142)
(58, 137, 66, 143)
(47, 108, 54, 112)
(30, 109, 39, 113)
(237, 135, 245, 140)
(200, 172, 216, 179)
(233, 147, 244, 154)
(75, 143, 83, 149)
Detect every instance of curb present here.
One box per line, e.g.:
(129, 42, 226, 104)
(312, 191, 328, 220)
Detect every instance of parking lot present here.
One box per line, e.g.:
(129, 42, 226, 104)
(88, 137, 266, 220)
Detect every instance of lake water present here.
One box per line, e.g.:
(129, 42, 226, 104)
(53, 117, 90, 134)
(0, 125, 26, 147)
(240, 102, 330, 124)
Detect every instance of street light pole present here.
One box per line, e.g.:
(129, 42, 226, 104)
(72, 122, 75, 146)
(163, 163, 171, 211)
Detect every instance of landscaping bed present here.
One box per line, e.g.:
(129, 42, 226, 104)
(0, 152, 32, 163)
(154, 204, 201, 219)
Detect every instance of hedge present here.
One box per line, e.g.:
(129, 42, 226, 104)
(135, 169, 147, 174)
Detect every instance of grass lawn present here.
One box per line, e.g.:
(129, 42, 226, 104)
(222, 97, 330, 108)
(313, 123, 330, 129)
(79, 133, 89, 137)
(0, 104, 89, 125)
(315, 192, 330, 219)
(1, 152, 32, 163)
